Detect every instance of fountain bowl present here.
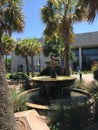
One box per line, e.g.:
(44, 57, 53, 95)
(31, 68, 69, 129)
(31, 76, 76, 98)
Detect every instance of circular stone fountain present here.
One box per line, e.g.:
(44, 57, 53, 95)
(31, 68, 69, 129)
(26, 88, 94, 117)
(32, 76, 76, 99)
(26, 61, 94, 115)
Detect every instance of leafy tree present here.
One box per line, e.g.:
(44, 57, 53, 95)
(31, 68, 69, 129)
(0, 0, 24, 129)
(41, 0, 86, 76)
(43, 34, 63, 58)
(43, 33, 75, 64)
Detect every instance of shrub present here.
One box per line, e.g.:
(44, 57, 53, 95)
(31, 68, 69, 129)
(40, 67, 51, 76)
(49, 103, 92, 130)
(49, 122, 62, 130)
(9, 72, 29, 81)
(88, 81, 98, 94)
(40, 66, 62, 76)
(9, 73, 17, 80)
(10, 88, 28, 112)
(65, 104, 92, 130)
(92, 64, 98, 81)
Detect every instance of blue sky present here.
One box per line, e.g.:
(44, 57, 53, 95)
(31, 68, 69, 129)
(12, 0, 98, 39)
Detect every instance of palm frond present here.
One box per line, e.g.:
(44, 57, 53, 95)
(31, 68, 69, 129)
(81, 0, 98, 22)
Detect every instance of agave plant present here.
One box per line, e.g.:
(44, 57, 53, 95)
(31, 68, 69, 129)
(10, 88, 28, 112)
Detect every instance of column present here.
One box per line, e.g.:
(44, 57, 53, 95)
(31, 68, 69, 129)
(79, 47, 82, 71)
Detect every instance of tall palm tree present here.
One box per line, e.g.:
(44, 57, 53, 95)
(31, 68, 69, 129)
(0, 0, 24, 36)
(0, 0, 24, 129)
(28, 38, 42, 77)
(41, 0, 86, 76)
(15, 40, 30, 75)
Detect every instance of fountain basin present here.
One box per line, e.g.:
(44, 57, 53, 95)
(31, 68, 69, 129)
(24, 88, 94, 117)
(32, 76, 76, 98)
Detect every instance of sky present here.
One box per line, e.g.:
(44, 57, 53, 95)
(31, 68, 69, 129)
(12, 0, 98, 39)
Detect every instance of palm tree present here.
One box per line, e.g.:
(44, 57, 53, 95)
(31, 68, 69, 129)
(0, 0, 24, 129)
(15, 40, 30, 75)
(28, 38, 42, 77)
(82, 0, 98, 21)
(1, 35, 15, 56)
(0, 55, 16, 130)
(0, 0, 24, 36)
(1, 35, 15, 71)
(41, 0, 86, 76)
(15, 38, 42, 77)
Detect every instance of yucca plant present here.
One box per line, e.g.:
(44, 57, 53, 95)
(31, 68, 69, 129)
(10, 88, 28, 112)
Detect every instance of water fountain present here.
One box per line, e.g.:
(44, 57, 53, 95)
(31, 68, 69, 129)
(26, 60, 94, 116)
(32, 60, 76, 98)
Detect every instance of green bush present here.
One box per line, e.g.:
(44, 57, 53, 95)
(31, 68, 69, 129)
(40, 66, 62, 76)
(40, 67, 51, 76)
(9, 72, 29, 81)
(10, 88, 28, 112)
(93, 69, 98, 81)
(88, 81, 98, 94)
(65, 104, 92, 130)
(49, 122, 62, 130)
(92, 64, 98, 81)
(49, 103, 92, 130)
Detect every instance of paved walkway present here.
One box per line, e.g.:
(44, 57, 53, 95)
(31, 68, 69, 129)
(71, 73, 94, 84)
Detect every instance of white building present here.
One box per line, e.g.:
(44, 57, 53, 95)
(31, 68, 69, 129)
(11, 31, 98, 72)
(72, 31, 98, 71)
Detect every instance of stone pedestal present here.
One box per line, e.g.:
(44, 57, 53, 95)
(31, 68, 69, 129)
(15, 110, 50, 130)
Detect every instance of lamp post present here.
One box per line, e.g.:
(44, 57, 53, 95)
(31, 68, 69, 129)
(38, 52, 41, 73)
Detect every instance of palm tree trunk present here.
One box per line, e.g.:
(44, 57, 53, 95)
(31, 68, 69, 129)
(61, 17, 71, 76)
(25, 56, 29, 75)
(0, 55, 16, 130)
(31, 55, 34, 77)
(64, 42, 70, 76)
(5, 54, 7, 72)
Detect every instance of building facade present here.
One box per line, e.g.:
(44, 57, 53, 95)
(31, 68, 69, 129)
(72, 31, 98, 71)
(11, 31, 98, 72)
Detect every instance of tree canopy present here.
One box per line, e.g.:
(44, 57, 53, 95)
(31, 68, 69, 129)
(41, 0, 87, 76)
